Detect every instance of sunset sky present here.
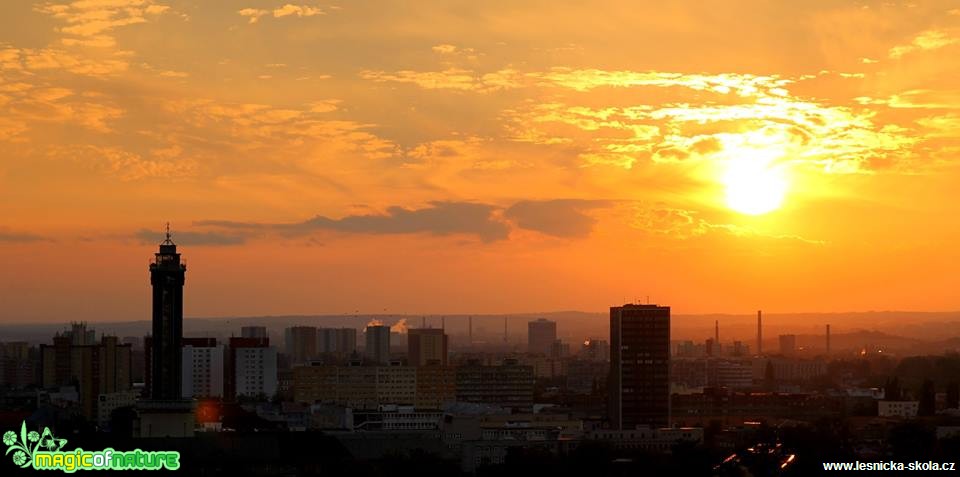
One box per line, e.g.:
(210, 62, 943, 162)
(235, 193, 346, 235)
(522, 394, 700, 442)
(1, 0, 959, 322)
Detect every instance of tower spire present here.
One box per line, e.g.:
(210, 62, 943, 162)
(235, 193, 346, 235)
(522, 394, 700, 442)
(161, 222, 176, 246)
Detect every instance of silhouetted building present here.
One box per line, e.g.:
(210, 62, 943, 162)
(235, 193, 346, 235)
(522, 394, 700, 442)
(581, 338, 610, 362)
(241, 326, 268, 339)
(365, 325, 391, 364)
(705, 338, 716, 357)
(407, 328, 448, 366)
(292, 363, 418, 408)
(456, 359, 534, 410)
(40, 331, 132, 419)
(779, 334, 797, 357)
(318, 328, 358, 356)
(0, 342, 37, 389)
(293, 363, 456, 409)
(138, 227, 195, 438)
(415, 365, 456, 409)
(148, 231, 186, 400)
(609, 304, 670, 430)
(285, 326, 318, 365)
(567, 359, 609, 395)
(528, 319, 557, 355)
(67, 322, 96, 345)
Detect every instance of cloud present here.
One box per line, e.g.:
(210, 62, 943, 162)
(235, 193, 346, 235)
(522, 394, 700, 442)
(5, 47, 129, 76)
(889, 29, 960, 59)
(160, 98, 397, 165)
(273, 4, 324, 18)
(198, 201, 511, 242)
(0, 228, 46, 242)
(360, 68, 525, 92)
(498, 68, 918, 174)
(50, 145, 197, 180)
(239, 4, 324, 24)
(430, 44, 480, 59)
(535, 68, 792, 98)
(36, 0, 170, 46)
(629, 205, 825, 245)
(0, 80, 125, 138)
(135, 228, 246, 246)
(432, 44, 459, 54)
(504, 200, 611, 238)
(238, 8, 267, 24)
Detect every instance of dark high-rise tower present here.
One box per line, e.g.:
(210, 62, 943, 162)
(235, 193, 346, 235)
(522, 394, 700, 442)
(149, 225, 186, 400)
(609, 304, 670, 430)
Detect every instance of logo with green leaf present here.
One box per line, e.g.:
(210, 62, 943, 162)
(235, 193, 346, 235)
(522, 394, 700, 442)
(3, 422, 67, 468)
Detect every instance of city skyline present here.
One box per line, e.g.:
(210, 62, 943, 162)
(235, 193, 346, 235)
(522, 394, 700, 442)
(2, 1, 960, 321)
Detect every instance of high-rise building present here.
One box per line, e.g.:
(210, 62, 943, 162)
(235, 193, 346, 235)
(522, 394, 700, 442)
(527, 319, 557, 355)
(1, 341, 37, 389)
(285, 326, 318, 365)
(241, 326, 268, 339)
(227, 337, 278, 399)
(730, 341, 749, 357)
(40, 332, 132, 419)
(581, 338, 610, 362)
(365, 325, 391, 364)
(317, 328, 358, 356)
(318, 328, 337, 354)
(407, 328, 448, 366)
(609, 304, 670, 430)
(337, 328, 358, 356)
(181, 338, 224, 398)
(779, 334, 797, 357)
(68, 322, 96, 345)
(705, 338, 716, 357)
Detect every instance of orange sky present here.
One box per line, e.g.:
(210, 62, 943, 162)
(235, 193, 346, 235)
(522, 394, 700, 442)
(1, 1, 959, 322)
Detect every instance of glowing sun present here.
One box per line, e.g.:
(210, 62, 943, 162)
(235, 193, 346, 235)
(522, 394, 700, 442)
(722, 158, 789, 215)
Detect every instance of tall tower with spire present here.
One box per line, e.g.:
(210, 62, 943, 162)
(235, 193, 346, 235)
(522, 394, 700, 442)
(138, 224, 195, 437)
(149, 223, 186, 400)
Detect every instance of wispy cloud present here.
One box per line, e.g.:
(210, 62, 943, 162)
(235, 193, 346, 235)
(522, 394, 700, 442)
(198, 201, 511, 242)
(889, 29, 960, 59)
(504, 200, 610, 238)
(239, 4, 325, 24)
(0, 228, 47, 242)
(134, 228, 246, 246)
(360, 68, 525, 92)
(35, 0, 170, 47)
(273, 4, 324, 18)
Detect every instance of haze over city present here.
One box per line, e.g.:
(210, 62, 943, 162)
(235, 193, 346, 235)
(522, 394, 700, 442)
(3, 0, 960, 322)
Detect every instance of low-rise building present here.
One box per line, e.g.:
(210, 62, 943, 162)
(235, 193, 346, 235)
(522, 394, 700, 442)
(878, 400, 919, 418)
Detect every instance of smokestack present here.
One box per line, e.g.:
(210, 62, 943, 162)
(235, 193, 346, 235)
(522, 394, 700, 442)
(504, 316, 508, 344)
(422, 316, 426, 328)
(715, 320, 719, 345)
(468, 316, 473, 344)
(757, 310, 763, 355)
(441, 316, 445, 331)
(826, 324, 831, 354)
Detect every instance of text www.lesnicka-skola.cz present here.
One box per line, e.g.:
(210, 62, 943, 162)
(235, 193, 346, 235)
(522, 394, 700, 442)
(822, 461, 956, 471)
